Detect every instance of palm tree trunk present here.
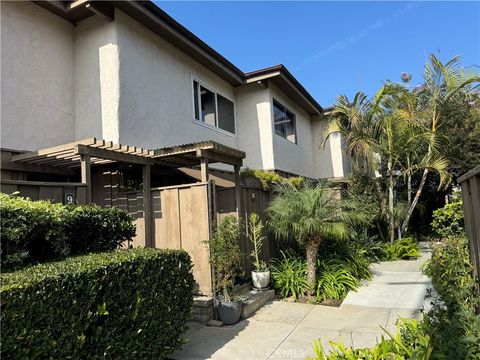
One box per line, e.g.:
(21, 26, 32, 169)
(407, 173, 412, 207)
(306, 236, 321, 296)
(402, 168, 429, 234)
(387, 159, 395, 243)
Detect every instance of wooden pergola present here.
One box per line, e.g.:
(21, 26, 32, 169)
(12, 138, 246, 247)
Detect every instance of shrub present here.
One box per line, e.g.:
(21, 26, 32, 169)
(307, 318, 432, 359)
(206, 216, 243, 301)
(422, 236, 480, 359)
(241, 168, 303, 190)
(0, 193, 70, 266)
(349, 229, 387, 262)
(0, 194, 135, 267)
(315, 259, 358, 301)
(384, 237, 421, 260)
(431, 199, 465, 239)
(1, 248, 195, 359)
(271, 251, 308, 300)
(67, 205, 136, 254)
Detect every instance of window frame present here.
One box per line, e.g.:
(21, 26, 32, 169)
(272, 98, 297, 144)
(191, 75, 237, 137)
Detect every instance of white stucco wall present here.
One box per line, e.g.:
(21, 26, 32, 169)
(74, 15, 120, 142)
(113, 11, 238, 152)
(0, 2, 75, 150)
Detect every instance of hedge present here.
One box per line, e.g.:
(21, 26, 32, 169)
(1, 248, 195, 359)
(0, 193, 136, 267)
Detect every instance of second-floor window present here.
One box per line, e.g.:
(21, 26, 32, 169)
(193, 79, 235, 134)
(273, 99, 297, 143)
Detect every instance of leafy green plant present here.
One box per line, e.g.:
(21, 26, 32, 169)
(267, 180, 362, 295)
(248, 213, 268, 272)
(431, 199, 465, 239)
(315, 259, 359, 301)
(241, 168, 303, 190)
(0, 194, 136, 268)
(307, 318, 432, 360)
(271, 251, 308, 300)
(206, 216, 243, 301)
(422, 236, 480, 359)
(349, 229, 387, 262)
(1, 248, 195, 359)
(0, 193, 70, 266)
(384, 237, 421, 260)
(67, 204, 136, 254)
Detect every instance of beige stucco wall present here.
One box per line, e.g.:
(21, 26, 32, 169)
(113, 10, 238, 152)
(268, 82, 317, 178)
(74, 14, 120, 142)
(235, 83, 274, 170)
(0, 2, 75, 150)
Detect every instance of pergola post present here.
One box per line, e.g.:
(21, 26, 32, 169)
(234, 165, 242, 217)
(143, 164, 153, 247)
(80, 154, 92, 203)
(200, 157, 209, 182)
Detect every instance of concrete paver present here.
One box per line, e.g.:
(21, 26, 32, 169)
(172, 245, 432, 360)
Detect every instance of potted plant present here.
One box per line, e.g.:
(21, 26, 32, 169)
(248, 213, 270, 290)
(206, 216, 244, 325)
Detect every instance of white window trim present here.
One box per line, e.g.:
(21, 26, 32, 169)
(272, 98, 298, 145)
(191, 75, 237, 137)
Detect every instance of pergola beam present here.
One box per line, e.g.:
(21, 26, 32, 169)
(75, 144, 155, 165)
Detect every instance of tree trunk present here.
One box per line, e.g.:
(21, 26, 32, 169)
(306, 236, 321, 296)
(402, 168, 429, 234)
(407, 173, 412, 207)
(387, 159, 395, 243)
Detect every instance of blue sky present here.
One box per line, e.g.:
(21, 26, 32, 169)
(156, 1, 480, 106)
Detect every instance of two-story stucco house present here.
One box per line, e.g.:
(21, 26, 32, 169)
(1, 0, 351, 180)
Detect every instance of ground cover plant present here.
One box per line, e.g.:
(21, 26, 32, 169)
(307, 318, 432, 360)
(383, 237, 421, 260)
(0, 193, 135, 268)
(1, 248, 195, 359)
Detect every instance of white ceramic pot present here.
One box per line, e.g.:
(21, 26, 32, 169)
(251, 270, 270, 290)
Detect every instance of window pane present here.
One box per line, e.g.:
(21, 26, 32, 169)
(200, 85, 216, 126)
(285, 110, 296, 143)
(193, 81, 199, 120)
(273, 100, 296, 143)
(273, 101, 286, 138)
(217, 94, 235, 134)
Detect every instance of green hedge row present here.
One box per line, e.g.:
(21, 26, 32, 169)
(0, 193, 135, 267)
(1, 248, 195, 359)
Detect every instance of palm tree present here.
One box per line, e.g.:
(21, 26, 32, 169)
(267, 180, 361, 295)
(401, 54, 479, 233)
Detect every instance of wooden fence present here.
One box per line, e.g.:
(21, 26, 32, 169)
(459, 165, 480, 303)
(0, 179, 87, 204)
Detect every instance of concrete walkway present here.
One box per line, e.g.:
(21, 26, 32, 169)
(172, 245, 432, 360)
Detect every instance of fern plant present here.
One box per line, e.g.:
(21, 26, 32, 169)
(384, 237, 421, 260)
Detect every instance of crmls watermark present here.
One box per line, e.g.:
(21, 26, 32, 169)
(266, 348, 308, 358)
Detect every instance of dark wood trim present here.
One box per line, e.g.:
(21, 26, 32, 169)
(1, 179, 86, 187)
(1, 161, 77, 176)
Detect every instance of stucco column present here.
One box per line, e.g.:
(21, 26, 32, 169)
(200, 158, 209, 182)
(80, 155, 92, 203)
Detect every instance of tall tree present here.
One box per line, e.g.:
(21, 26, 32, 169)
(401, 54, 479, 233)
